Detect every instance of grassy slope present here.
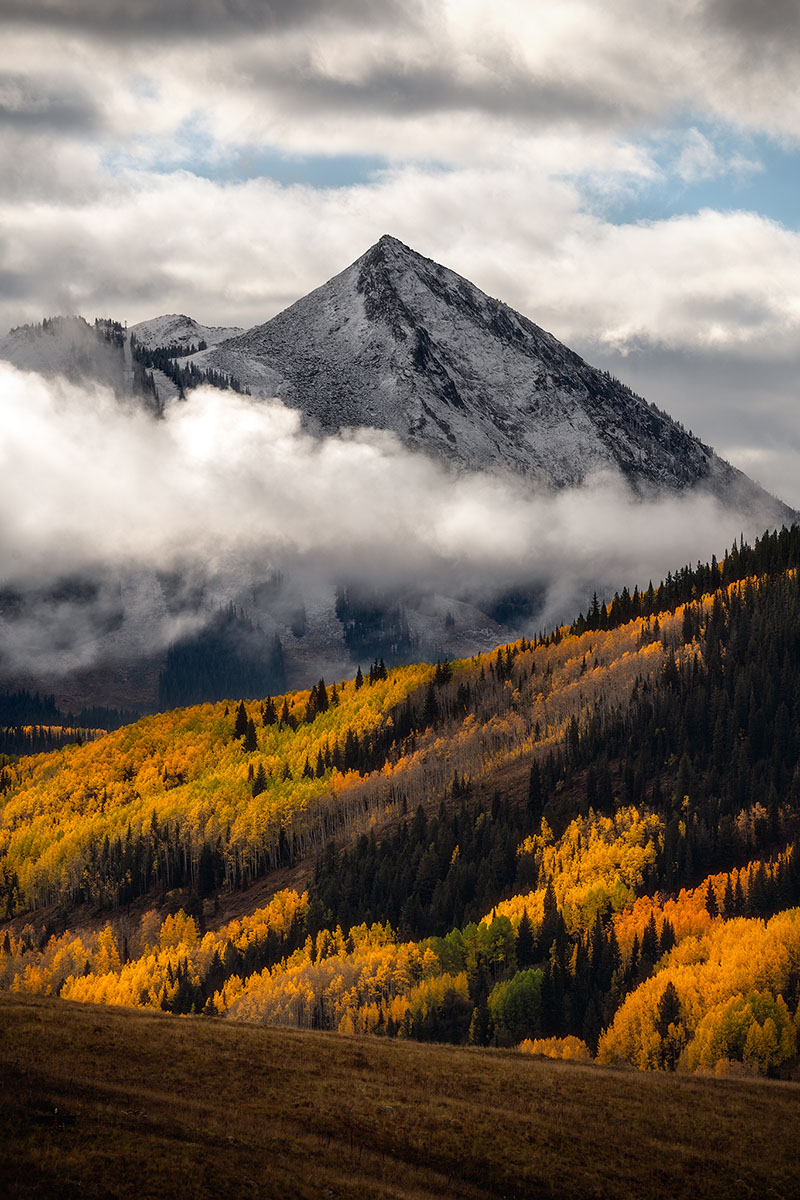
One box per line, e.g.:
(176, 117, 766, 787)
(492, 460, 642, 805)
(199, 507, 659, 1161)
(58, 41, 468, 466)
(2, 992, 798, 1200)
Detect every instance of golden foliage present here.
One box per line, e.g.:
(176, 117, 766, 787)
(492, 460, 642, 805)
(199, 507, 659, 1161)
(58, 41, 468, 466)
(612, 847, 797, 958)
(1, 588, 705, 923)
(217, 923, 433, 1034)
(0, 667, 431, 909)
(493, 806, 662, 933)
(0, 889, 308, 1011)
(519, 1036, 591, 1063)
(597, 909, 800, 1073)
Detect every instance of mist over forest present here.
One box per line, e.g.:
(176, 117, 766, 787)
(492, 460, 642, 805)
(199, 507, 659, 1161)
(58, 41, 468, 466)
(0, 360, 769, 697)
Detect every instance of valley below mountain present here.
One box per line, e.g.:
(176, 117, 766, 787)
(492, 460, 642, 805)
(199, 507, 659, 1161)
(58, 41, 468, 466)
(3, 515, 800, 1196)
(3, 528, 800, 1074)
(5, 0, 799, 1192)
(4, 246, 800, 1103)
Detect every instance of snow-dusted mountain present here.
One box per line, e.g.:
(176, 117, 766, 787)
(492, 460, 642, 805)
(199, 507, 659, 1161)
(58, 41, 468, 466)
(129, 314, 242, 352)
(0, 240, 792, 520)
(194, 235, 790, 518)
(0, 236, 796, 713)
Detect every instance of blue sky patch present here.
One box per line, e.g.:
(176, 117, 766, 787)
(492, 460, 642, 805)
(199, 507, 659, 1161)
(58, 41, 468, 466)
(103, 117, 389, 190)
(576, 123, 799, 231)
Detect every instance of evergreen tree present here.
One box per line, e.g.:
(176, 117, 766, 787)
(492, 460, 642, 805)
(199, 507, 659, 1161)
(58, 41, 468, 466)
(527, 762, 543, 820)
(422, 682, 439, 728)
(655, 981, 683, 1071)
(197, 841, 215, 898)
(704, 880, 719, 919)
(516, 910, 535, 967)
(234, 701, 248, 739)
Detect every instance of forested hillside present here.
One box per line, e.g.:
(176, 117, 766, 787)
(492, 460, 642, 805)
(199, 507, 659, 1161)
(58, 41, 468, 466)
(3, 526, 800, 1078)
(0, 690, 137, 757)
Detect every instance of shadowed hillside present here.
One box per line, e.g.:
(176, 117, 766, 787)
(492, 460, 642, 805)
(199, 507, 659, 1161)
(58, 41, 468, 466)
(4, 526, 800, 1079)
(2, 992, 798, 1200)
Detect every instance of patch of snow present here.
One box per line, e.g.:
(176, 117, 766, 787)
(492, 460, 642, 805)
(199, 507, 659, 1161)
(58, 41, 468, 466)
(129, 314, 242, 352)
(196, 234, 783, 518)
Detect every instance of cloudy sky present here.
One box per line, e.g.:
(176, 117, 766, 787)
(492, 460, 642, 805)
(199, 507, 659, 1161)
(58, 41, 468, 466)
(2, 0, 799, 505)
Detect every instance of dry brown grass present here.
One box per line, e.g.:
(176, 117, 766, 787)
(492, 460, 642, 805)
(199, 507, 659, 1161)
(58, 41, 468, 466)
(2, 992, 798, 1200)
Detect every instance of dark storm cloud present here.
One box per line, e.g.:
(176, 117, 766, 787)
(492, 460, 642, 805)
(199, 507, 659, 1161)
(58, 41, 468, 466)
(701, 0, 800, 42)
(694, 0, 800, 79)
(245, 57, 639, 127)
(0, 268, 32, 302)
(0, 74, 102, 135)
(0, 0, 420, 38)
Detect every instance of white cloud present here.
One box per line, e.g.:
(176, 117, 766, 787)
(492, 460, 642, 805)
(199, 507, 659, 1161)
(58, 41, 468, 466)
(1, 0, 799, 522)
(0, 363, 775, 673)
(674, 129, 721, 183)
(4, 160, 799, 352)
(3, 1, 800, 166)
(521, 208, 800, 355)
(2, 154, 800, 507)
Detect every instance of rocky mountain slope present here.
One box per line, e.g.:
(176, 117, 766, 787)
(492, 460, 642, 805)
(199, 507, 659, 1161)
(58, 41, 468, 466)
(0, 238, 794, 712)
(0, 239, 792, 520)
(195, 235, 790, 517)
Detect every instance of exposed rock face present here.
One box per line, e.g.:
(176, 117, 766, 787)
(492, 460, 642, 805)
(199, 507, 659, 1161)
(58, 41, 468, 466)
(0, 236, 794, 711)
(199, 234, 789, 518)
(0, 237, 792, 519)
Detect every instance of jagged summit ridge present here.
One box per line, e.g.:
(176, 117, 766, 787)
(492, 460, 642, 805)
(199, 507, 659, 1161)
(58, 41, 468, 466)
(199, 234, 759, 501)
(0, 236, 792, 521)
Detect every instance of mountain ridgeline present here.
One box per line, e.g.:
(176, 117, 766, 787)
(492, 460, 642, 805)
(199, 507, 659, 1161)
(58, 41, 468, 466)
(0, 236, 796, 718)
(195, 235, 790, 512)
(3, 524, 800, 1080)
(3, 237, 795, 511)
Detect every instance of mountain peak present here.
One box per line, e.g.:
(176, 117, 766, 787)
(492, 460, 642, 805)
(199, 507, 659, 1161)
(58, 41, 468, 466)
(129, 313, 243, 351)
(357, 234, 436, 286)
(196, 242, 792, 520)
(372, 233, 416, 255)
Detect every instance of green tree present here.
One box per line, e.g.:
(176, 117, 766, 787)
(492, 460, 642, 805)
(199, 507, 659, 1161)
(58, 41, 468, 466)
(705, 880, 719, 919)
(487, 969, 542, 1046)
(234, 701, 248, 739)
(516, 910, 535, 968)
